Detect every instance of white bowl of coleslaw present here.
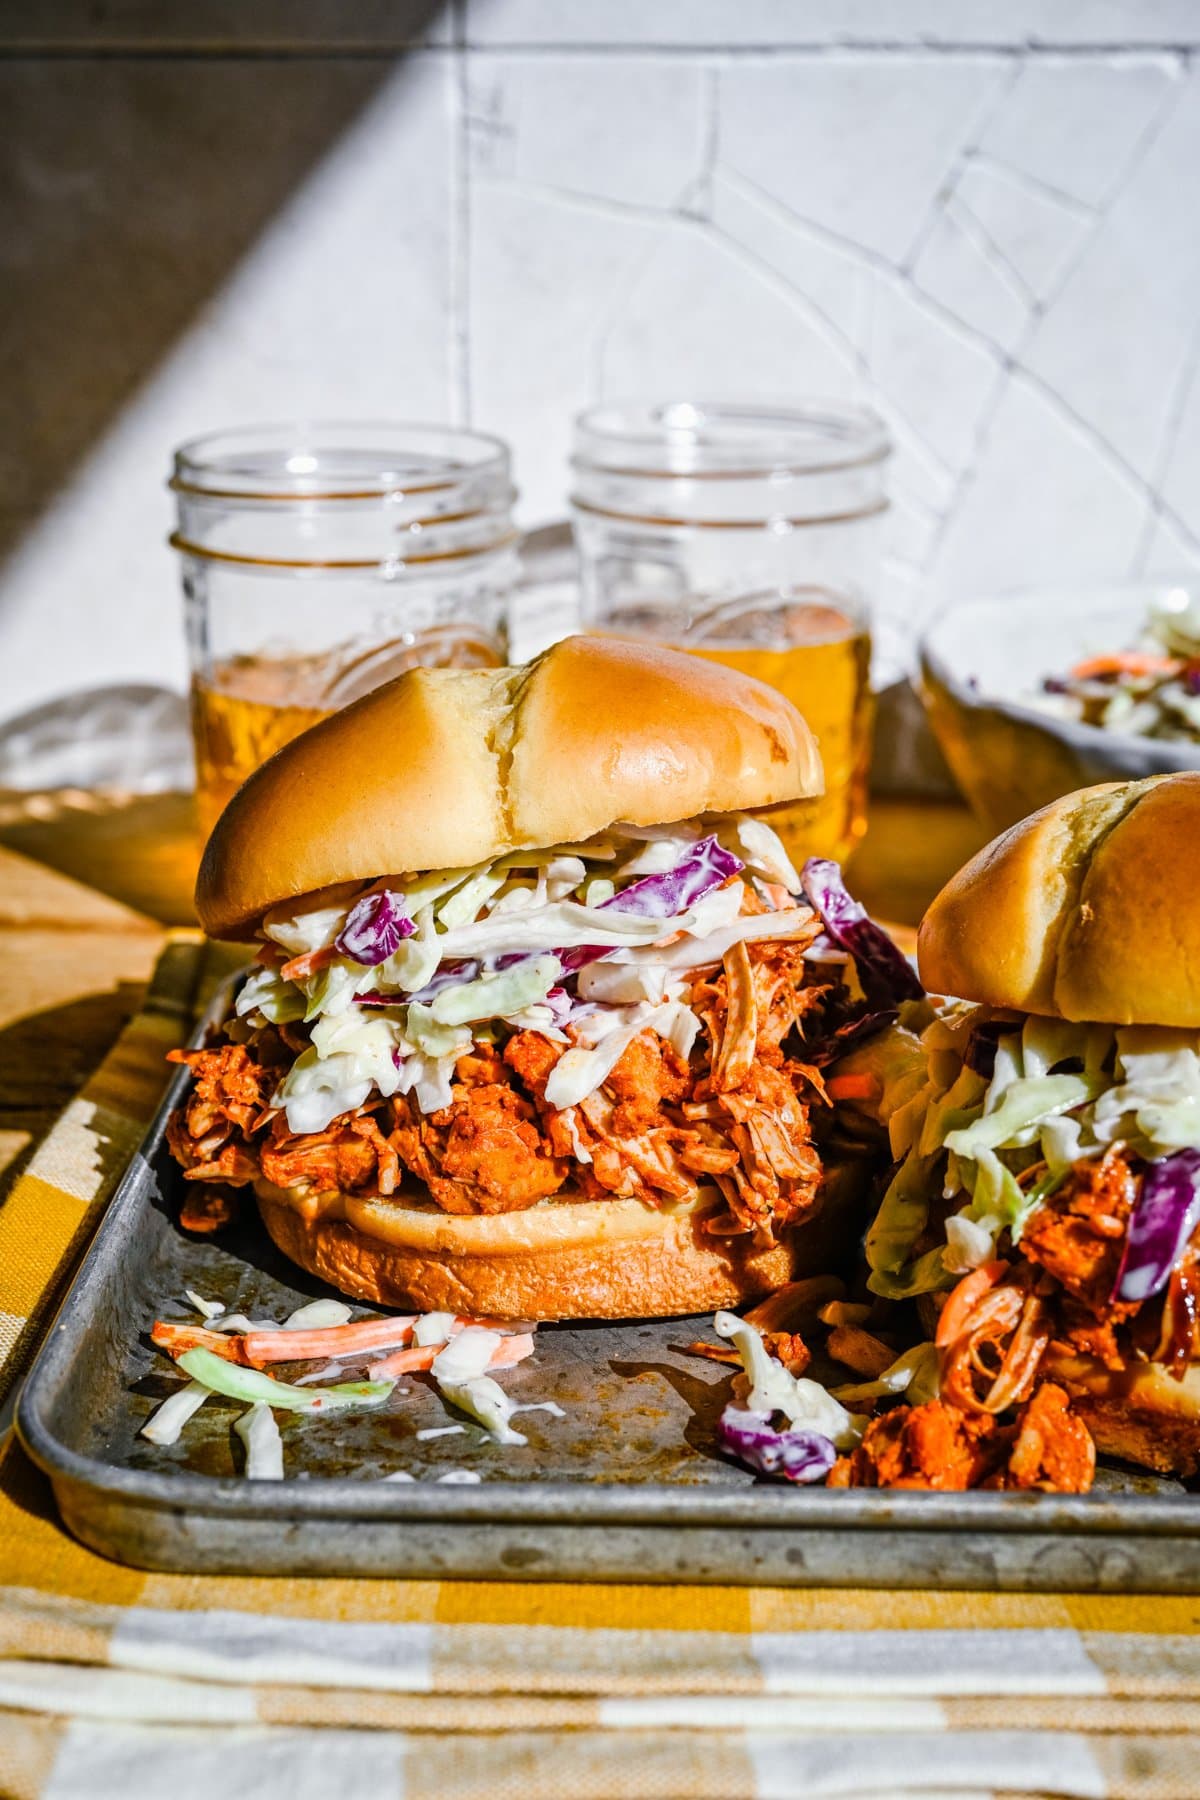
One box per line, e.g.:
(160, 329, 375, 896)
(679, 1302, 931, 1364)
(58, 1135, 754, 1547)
(919, 580, 1200, 834)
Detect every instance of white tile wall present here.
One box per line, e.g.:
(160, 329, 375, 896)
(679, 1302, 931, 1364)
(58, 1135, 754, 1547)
(4, 1, 1200, 717)
(464, 2, 1200, 49)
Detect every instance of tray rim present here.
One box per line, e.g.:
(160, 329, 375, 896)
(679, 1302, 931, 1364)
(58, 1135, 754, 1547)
(17, 976, 1200, 1552)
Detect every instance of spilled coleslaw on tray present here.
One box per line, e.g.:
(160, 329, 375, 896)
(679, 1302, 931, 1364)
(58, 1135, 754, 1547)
(143, 1292, 551, 1480)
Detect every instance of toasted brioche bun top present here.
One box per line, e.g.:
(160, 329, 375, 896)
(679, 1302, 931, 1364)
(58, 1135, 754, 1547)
(197, 634, 823, 939)
(918, 772, 1200, 1024)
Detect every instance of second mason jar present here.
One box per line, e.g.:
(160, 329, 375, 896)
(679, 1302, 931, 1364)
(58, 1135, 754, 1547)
(570, 400, 890, 865)
(173, 423, 517, 837)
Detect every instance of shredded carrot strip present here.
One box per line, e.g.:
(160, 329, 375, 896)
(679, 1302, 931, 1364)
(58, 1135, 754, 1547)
(368, 1331, 535, 1381)
(241, 1317, 418, 1365)
(1068, 652, 1181, 681)
(151, 1315, 417, 1367)
(152, 1322, 244, 1362)
(363, 1343, 439, 1376)
(679, 1341, 742, 1366)
(279, 945, 339, 983)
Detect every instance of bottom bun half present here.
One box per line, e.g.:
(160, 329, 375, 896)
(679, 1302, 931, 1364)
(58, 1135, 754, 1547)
(255, 1171, 860, 1321)
(1044, 1348, 1200, 1478)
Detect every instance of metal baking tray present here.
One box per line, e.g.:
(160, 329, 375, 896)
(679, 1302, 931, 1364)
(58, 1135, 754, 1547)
(16, 980, 1200, 1589)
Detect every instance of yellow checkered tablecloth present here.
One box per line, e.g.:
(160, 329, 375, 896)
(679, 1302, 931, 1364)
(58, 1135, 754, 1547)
(4, 932, 1200, 1798)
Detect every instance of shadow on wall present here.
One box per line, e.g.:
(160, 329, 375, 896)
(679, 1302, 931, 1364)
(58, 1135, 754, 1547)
(0, 0, 449, 607)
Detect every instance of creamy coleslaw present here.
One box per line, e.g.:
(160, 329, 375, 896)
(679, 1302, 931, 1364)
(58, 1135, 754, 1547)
(865, 1007, 1200, 1299)
(234, 814, 819, 1134)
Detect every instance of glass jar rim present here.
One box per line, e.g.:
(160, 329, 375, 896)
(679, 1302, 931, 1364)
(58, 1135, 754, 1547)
(572, 399, 890, 479)
(171, 420, 512, 502)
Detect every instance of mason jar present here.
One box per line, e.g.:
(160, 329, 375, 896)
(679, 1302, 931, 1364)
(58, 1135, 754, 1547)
(570, 400, 890, 864)
(172, 423, 517, 836)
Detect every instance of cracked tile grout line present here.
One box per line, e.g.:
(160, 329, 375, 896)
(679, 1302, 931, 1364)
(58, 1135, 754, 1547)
(473, 171, 702, 229)
(918, 357, 1013, 576)
(707, 176, 1008, 488)
(458, 42, 1200, 59)
(450, 0, 472, 425)
(867, 383, 962, 496)
(694, 59, 721, 219)
(991, 39, 1188, 332)
(888, 52, 1034, 469)
(879, 191, 1019, 559)
(958, 42, 1187, 228)
(718, 163, 1011, 374)
(945, 175, 1054, 306)
(962, 149, 1101, 221)
(587, 70, 720, 397)
(705, 198, 1023, 508)
(1088, 45, 1189, 213)
(697, 225, 875, 436)
(908, 152, 1087, 576)
(1131, 319, 1200, 575)
(588, 223, 676, 406)
(1117, 52, 1200, 570)
(941, 190, 1037, 309)
(898, 52, 1024, 279)
(935, 47, 1093, 311)
(919, 205, 1123, 575)
(699, 217, 865, 378)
